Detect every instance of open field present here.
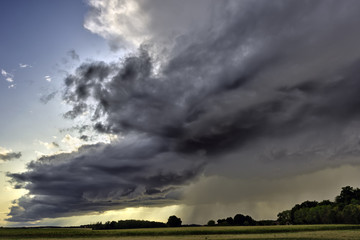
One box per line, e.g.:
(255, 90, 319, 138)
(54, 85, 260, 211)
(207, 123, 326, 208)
(1, 225, 360, 240)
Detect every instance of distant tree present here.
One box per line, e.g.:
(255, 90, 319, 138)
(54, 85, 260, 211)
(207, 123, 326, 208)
(226, 217, 234, 225)
(318, 200, 333, 206)
(167, 215, 182, 227)
(336, 186, 360, 205)
(207, 220, 216, 226)
(217, 218, 228, 226)
(277, 210, 291, 225)
(300, 201, 318, 208)
(234, 214, 246, 225)
(244, 215, 256, 226)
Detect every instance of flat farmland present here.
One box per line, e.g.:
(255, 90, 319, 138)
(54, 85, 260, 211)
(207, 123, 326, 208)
(1, 225, 360, 240)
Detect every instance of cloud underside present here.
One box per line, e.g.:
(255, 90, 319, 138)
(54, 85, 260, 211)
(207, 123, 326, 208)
(7, 0, 360, 222)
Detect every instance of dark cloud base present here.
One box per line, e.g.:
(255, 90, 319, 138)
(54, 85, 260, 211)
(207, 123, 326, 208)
(7, 0, 360, 222)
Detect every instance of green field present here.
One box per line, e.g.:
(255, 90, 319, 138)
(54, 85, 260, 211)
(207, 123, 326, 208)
(1, 225, 360, 240)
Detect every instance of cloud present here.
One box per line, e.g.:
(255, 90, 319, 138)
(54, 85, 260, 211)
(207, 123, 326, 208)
(2, 68, 17, 87)
(1, 69, 14, 82)
(6, 77, 13, 83)
(40, 91, 58, 104)
(84, 0, 214, 50)
(1, 69, 9, 77)
(19, 63, 32, 68)
(60, 134, 84, 151)
(0, 152, 21, 161)
(44, 76, 52, 82)
(0, 147, 22, 162)
(67, 49, 80, 61)
(8, 0, 360, 222)
(38, 141, 60, 150)
(7, 136, 204, 222)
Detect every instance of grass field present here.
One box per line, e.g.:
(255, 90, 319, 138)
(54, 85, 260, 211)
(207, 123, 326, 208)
(1, 225, 360, 239)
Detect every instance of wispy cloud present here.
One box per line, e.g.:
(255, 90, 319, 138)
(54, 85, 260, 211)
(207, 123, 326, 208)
(1, 69, 7, 77)
(19, 63, 32, 68)
(1, 69, 13, 78)
(40, 91, 58, 104)
(2, 68, 16, 86)
(67, 49, 80, 61)
(44, 76, 52, 82)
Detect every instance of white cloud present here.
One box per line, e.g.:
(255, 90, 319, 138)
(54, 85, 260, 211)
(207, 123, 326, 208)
(38, 141, 59, 150)
(84, 0, 213, 50)
(0, 146, 11, 155)
(19, 63, 32, 68)
(2, 68, 15, 85)
(1, 69, 13, 78)
(1, 69, 7, 77)
(44, 76, 52, 82)
(84, 0, 146, 49)
(34, 151, 47, 158)
(61, 134, 84, 151)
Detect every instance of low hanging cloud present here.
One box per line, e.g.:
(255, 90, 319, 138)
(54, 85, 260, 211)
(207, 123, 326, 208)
(7, 0, 360, 222)
(8, 137, 204, 221)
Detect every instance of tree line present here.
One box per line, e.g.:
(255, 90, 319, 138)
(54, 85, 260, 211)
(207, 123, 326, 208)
(277, 186, 360, 224)
(207, 214, 260, 226)
(83, 215, 182, 230)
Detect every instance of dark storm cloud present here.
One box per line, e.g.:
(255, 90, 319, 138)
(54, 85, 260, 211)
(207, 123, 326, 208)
(7, 138, 204, 222)
(0, 152, 21, 161)
(8, 0, 360, 222)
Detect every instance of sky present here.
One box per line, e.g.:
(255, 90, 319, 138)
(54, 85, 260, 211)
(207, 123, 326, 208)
(2, 0, 360, 227)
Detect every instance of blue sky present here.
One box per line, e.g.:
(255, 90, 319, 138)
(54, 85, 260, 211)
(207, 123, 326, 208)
(2, 0, 360, 227)
(0, 0, 118, 151)
(0, 0, 121, 226)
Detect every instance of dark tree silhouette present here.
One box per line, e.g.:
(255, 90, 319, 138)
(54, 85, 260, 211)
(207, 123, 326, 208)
(226, 217, 234, 225)
(336, 186, 360, 205)
(234, 214, 246, 225)
(167, 215, 182, 227)
(207, 220, 215, 226)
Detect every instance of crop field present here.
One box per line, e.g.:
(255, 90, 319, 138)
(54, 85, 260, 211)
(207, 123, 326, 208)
(1, 225, 360, 240)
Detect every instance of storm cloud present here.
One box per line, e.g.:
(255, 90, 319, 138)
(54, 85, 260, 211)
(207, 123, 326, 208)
(7, 0, 360, 222)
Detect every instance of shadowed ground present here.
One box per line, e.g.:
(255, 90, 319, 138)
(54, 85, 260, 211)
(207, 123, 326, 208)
(1, 225, 360, 239)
